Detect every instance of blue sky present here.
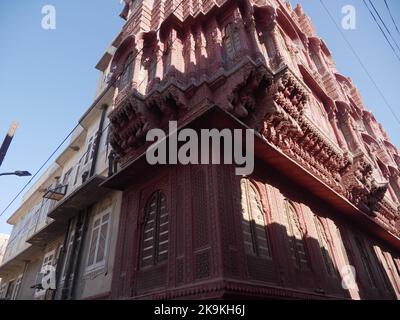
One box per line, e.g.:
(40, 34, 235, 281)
(0, 0, 399, 235)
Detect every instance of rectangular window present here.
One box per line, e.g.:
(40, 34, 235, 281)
(355, 238, 377, 288)
(62, 168, 73, 187)
(84, 136, 94, 165)
(5, 280, 15, 300)
(0, 283, 7, 299)
(61, 232, 75, 280)
(394, 257, 400, 277)
(86, 211, 111, 272)
(73, 159, 81, 186)
(10, 274, 23, 300)
(35, 250, 55, 297)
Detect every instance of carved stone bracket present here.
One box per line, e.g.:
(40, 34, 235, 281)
(109, 97, 151, 157)
(227, 64, 272, 118)
(145, 85, 188, 119)
(341, 154, 389, 214)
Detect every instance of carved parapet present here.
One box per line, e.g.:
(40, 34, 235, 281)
(375, 198, 399, 222)
(396, 209, 400, 235)
(269, 69, 309, 120)
(373, 200, 400, 236)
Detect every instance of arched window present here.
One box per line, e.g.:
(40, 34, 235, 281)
(283, 200, 310, 271)
(240, 179, 271, 258)
(139, 190, 168, 268)
(354, 237, 377, 288)
(314, 216, 337, 277)
(224, 23, 241, 60)
(119, 52, 135, 90)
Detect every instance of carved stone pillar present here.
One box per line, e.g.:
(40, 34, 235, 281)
(308, 37, 329, 74)
(267, 22, 286, 70)
(195, 25, 208, 77)
(133, 38, 145, 92)
(242, 8, 264, 63)
(340, 111, 363, 153)
(154, 38, 164, 83)
(328, 110, 346, 149)
(208, 16, 224, 71)
(186, 31, 197, 82)
(170, 29, 184, 74)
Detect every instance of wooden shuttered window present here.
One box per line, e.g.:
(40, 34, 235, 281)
(354, 237, 378, 288)
(224, 23, 241, 60)
(283, 200, 310, 271)
(240, 180, 271, 259)
(314, 216, 337, 277)
(119, 52, 135, 90)
(140, 190, 169, 269)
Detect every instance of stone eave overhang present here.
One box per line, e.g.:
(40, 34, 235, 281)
(102, 104, 400, 251)
(0, 244, 43, 277)
(26, 219, 67, 247)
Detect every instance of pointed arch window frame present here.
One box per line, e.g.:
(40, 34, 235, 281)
(223, 23, 242, 61)
(314, 216, 339, 278)
(139, 190, 169, 269)
(119, 51, 135, 91)
(240, 179, 272, 259)
(283, 199, 311, 271)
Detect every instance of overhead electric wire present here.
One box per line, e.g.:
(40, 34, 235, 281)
(362, 0, 400, 62)
(0, 126, 79, 217)
(0, 0, 186, 218)
(384, 0, 400, 36)
(319, 0, 400, 127)
(367, 0, 400, 57)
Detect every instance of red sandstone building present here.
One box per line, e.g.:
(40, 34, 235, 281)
(103, 0, 400, 300)
(1, 0, 399, 301)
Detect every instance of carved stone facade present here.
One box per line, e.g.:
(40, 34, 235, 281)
(106, 0, 400, 299)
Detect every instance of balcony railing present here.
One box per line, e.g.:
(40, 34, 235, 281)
(43, 184, 68, 201)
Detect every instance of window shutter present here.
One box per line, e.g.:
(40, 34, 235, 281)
(284, 200, 310, 271)
(314, 217, 337, 277)
(240, 180, 271, 258)
(140, 191, 169, 268)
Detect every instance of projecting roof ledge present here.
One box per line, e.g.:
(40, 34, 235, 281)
(95, 46, 116, 72)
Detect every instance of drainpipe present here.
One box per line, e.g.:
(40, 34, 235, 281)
(52, 218, 71, 300)
(90, 104, 108, 178)
(70, 208, 90, 300)
(61, 217, 80, 300)
(17, 260, 29, 300)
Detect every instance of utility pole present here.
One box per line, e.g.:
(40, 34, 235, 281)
(0, 121, 19, 168)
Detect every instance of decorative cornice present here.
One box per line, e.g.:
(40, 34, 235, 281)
(261, 67, 349, 193)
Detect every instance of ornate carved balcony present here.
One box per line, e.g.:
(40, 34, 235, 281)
(258, 68, 396, 225)
(341, 154, 388, 213)
(109, 84, 187, 166)
(260, 68, 350, 193)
